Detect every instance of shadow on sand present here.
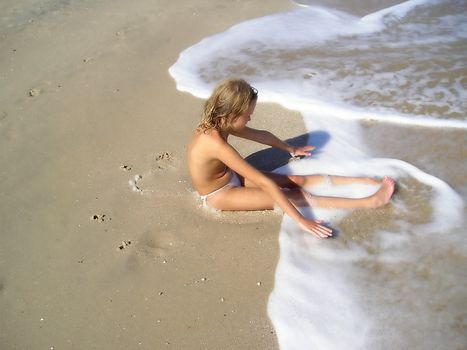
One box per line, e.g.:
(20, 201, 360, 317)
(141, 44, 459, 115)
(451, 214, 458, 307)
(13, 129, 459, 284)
(245, 130, 330, 171)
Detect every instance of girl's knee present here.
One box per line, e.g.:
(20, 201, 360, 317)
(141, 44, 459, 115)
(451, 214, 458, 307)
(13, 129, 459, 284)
(289, 175, 306, 187)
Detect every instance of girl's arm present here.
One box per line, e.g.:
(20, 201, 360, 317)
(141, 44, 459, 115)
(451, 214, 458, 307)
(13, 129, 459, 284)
(231, 127, 315, 156)
(216, 140, 332, 238)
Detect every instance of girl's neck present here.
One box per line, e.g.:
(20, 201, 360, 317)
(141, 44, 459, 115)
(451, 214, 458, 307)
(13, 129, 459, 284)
(196, 127, 230, 141)
(220, 130, 230, 141)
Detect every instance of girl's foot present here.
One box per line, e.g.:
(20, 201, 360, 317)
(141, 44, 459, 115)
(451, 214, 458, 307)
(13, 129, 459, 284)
(370, 176, 395, 208)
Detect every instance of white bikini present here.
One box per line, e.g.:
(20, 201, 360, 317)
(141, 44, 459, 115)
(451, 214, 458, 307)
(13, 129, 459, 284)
(199, 169, 242, 208)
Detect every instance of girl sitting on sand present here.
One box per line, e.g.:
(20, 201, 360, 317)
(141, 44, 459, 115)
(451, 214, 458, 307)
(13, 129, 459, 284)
(187, 79, 395, 238)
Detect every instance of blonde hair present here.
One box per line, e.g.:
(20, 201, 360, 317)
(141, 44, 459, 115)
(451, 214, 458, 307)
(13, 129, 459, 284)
(197, 79, 258, 132)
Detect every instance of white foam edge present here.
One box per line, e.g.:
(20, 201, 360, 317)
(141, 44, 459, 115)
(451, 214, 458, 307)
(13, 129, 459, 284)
(168, 74, 467, 130)
(270, 215, 370, 350)
(258, 88, 467, 129)
(361, 0, 438, 24)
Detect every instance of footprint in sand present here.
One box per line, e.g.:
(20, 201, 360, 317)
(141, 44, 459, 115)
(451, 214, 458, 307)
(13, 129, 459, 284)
(119, 229, 175, 272)
(120, 164, 132, 171)
(154, 151, 178, 171)
(126, 151, 179, 193)
(28, 89, 41, 97)
(133, 229, 176, 260)
(128, 174, 143, 193)
(91, 214, 111, 222)
(126, 151, 181, 194)
(0, 112, 7, 121)
(117, 240, 132, 251)
(119, 164, 144, 192)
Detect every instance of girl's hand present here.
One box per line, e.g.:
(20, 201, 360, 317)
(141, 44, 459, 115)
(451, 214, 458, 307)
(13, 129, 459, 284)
(298, 218, 333, 238)
(290, 145, 316, 157)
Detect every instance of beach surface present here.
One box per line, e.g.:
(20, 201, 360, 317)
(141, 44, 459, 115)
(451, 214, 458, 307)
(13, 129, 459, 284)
(0, 0, 299, 349)
(2, 0, 466, 349)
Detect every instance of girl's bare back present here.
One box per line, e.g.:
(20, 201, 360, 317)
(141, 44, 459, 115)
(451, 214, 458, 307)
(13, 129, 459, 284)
(187, 129, 234, 196)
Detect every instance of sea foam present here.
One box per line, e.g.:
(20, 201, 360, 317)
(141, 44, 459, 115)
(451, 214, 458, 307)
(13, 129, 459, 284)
(169, 0, 466, 348)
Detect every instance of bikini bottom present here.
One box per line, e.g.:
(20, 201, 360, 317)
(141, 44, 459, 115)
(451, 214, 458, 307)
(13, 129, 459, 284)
(199, 170, 241, 208)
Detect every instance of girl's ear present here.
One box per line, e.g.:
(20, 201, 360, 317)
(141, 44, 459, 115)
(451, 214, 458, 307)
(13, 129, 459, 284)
(222, 114, 236, 130)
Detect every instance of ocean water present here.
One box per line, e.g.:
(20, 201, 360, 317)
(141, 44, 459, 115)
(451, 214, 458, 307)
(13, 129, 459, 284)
(169, 0, 467, 349)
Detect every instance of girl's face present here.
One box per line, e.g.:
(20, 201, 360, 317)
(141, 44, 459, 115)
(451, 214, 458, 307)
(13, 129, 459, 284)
(231, 101, 256, 131)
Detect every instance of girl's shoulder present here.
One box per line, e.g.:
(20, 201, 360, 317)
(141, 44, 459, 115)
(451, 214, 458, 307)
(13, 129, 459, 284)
(189, 128, 228, 158)
(193, 128, 226, 146)
(188, 128, 230, 165)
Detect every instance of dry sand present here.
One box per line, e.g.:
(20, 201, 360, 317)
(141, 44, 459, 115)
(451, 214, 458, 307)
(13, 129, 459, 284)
(0, 0, 305, 349)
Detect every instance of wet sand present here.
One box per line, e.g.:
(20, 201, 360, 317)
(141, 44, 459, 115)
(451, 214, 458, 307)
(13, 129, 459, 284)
(0, 0, 298, 349)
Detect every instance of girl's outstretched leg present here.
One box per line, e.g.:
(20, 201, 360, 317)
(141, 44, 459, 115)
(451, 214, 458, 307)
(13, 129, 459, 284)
(301, 174, 382, 187)
(303, 176, 395, 209)
(218, 174, 395, 210)
(250, 172, 383, 189)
